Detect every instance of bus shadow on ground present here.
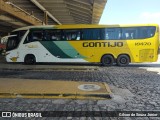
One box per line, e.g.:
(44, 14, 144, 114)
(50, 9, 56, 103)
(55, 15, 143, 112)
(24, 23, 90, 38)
(127, 63, 160, 68)
(1, 62, 160, 68)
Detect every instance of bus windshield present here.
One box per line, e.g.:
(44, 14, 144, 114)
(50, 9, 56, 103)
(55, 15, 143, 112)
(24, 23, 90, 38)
(6, 30, 26, 51)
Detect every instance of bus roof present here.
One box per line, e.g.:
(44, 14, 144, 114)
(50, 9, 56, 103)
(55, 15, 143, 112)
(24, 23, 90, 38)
(13, 24, 159, 32)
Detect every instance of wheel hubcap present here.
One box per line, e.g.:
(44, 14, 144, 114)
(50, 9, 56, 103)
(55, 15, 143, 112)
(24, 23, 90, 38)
(104, 58, 111, 64)
(120, 58, 127, 64)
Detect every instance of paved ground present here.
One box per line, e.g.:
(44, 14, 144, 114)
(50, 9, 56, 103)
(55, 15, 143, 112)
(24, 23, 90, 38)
(0, 55, 160, 120)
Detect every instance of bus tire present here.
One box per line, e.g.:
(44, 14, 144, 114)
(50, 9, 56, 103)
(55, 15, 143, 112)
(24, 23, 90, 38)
(117, 54, 130, 66)
(24, 54, 36, 65)
(101, 55, 114, 66)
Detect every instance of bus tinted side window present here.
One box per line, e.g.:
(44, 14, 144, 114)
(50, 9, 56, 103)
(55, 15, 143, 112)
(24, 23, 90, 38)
(63, 30, 81, 40)
(105, 28, 121, 40)
(148, 27, 156, 37)
(45, 30, 61, 41)
(24, 30, 43, 43)
(32, 30, 43, 41)
(122, 28, 138, 39)
(138, 26, 156, 38)
(122, 26, 156, 39)
(81, 29, 101, 40)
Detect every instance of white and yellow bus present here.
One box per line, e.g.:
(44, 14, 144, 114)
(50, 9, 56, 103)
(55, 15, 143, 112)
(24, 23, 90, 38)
(5, 24, 159, 66)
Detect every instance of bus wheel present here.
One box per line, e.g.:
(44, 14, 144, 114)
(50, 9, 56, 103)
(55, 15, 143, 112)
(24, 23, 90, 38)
(101, 55, 114, 66)
(24, 54, 36, 65)
(117, 55, 130, 66)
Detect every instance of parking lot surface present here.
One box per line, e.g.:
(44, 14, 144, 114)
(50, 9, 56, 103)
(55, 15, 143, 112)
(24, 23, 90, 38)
(0, 55, 160, 120)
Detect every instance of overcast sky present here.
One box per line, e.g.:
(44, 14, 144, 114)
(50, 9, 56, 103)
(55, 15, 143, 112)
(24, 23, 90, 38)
(99, 0, 160, 25)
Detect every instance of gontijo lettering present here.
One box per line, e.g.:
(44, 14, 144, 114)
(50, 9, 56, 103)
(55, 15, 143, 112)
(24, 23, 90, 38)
(83, 42, 123, 47)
